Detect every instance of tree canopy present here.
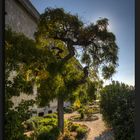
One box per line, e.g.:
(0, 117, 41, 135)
(34, 8, 119, 132)
(35, 8, 118, 80)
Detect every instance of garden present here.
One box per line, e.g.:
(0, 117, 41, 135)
(5, 7, 135, 140)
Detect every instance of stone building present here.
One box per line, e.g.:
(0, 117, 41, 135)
(5, 0, 39, 39)
(5, 0, 59, 116)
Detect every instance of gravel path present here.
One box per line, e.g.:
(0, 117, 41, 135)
(64, 112, 114, 140)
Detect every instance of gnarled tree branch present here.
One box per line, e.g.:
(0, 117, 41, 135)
(61, 42, 75, 63)
(47, 40, 88, 85)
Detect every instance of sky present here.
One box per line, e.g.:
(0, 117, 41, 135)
(30, 0, 135, 86)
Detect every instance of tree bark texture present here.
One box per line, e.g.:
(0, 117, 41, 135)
(57, 97, 64, 133)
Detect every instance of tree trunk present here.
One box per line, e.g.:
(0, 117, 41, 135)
(57, 97, 64, 133)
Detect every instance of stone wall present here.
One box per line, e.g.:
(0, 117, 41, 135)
(5, 0, 39, 39)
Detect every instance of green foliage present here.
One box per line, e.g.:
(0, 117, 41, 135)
(24, 116, 42, 132)
(37, 58, 84, 107)
(44, 113, 57, 118)
(78, 108, 85, 119)
(76, 126, 87, 139)
(60, 131, 75, 140)
(68, 123, 88, 139)
(35, 8, 83, 43)
(5, 28, 62, 139)
(25, 115, 60, 140)
(100, 81, 135, 140)
(5, 100, 35, 140)
(35, 7, 118, 132)
(25, 116, 88, 140)
(5, 28, 36, 68)
(86, 81, 97, 101)
(35, 8, 118, 80)
(39, 118, 57, 126)
(85, 108, 94, 118)
(37, 125, 60, 140)
(68, 123, 80, 132)
(67, 122, 88, 140)
(5, 29, 40, 140)
(64, 106, 74, 113)
(5, 28, 54, 67)
(76, 105, 100, 121)
(25, 113, 58, 130)
(70, 80, 98, 108)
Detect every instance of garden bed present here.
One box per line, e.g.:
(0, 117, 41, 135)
(58, 122, 90, 140)
(24, 113, 89, 140)
(69, 114, 99, 122)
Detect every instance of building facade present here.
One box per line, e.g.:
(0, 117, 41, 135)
(5, 0, 61, 116)
(5, 0, 39, 39)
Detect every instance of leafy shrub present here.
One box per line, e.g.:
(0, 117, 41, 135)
(25, 116, 42, 131)
(92, 107, 100, 114)
(85, 108, 93, 118)
(76, 126, 88, 139)
(25, 115, 60, 140)
(78, 108, 84, 119)
(62, 131, 74, 140)
(64, 107, 73, 113)
(67, 122, 88, 139)
(27, 114, 88, 140)
(100, 81, 135, 140)
(37, 125, 60, 140)
(78, 106, 99, 120)
(80, 112, 84, 119)
(43, 113, 57, 119)
(38, 118, 57, 126)
(68, 123, 80, 132)
(58, 129, 75, 140)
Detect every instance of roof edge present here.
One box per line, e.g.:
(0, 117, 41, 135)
(16, 0, 40, 22)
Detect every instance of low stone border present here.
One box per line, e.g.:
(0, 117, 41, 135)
(69, 114, 99, 122)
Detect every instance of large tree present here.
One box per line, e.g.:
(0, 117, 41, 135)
(35, 8, 118, 133)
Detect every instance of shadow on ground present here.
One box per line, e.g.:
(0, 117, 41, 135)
(94, 130, 114, 140)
